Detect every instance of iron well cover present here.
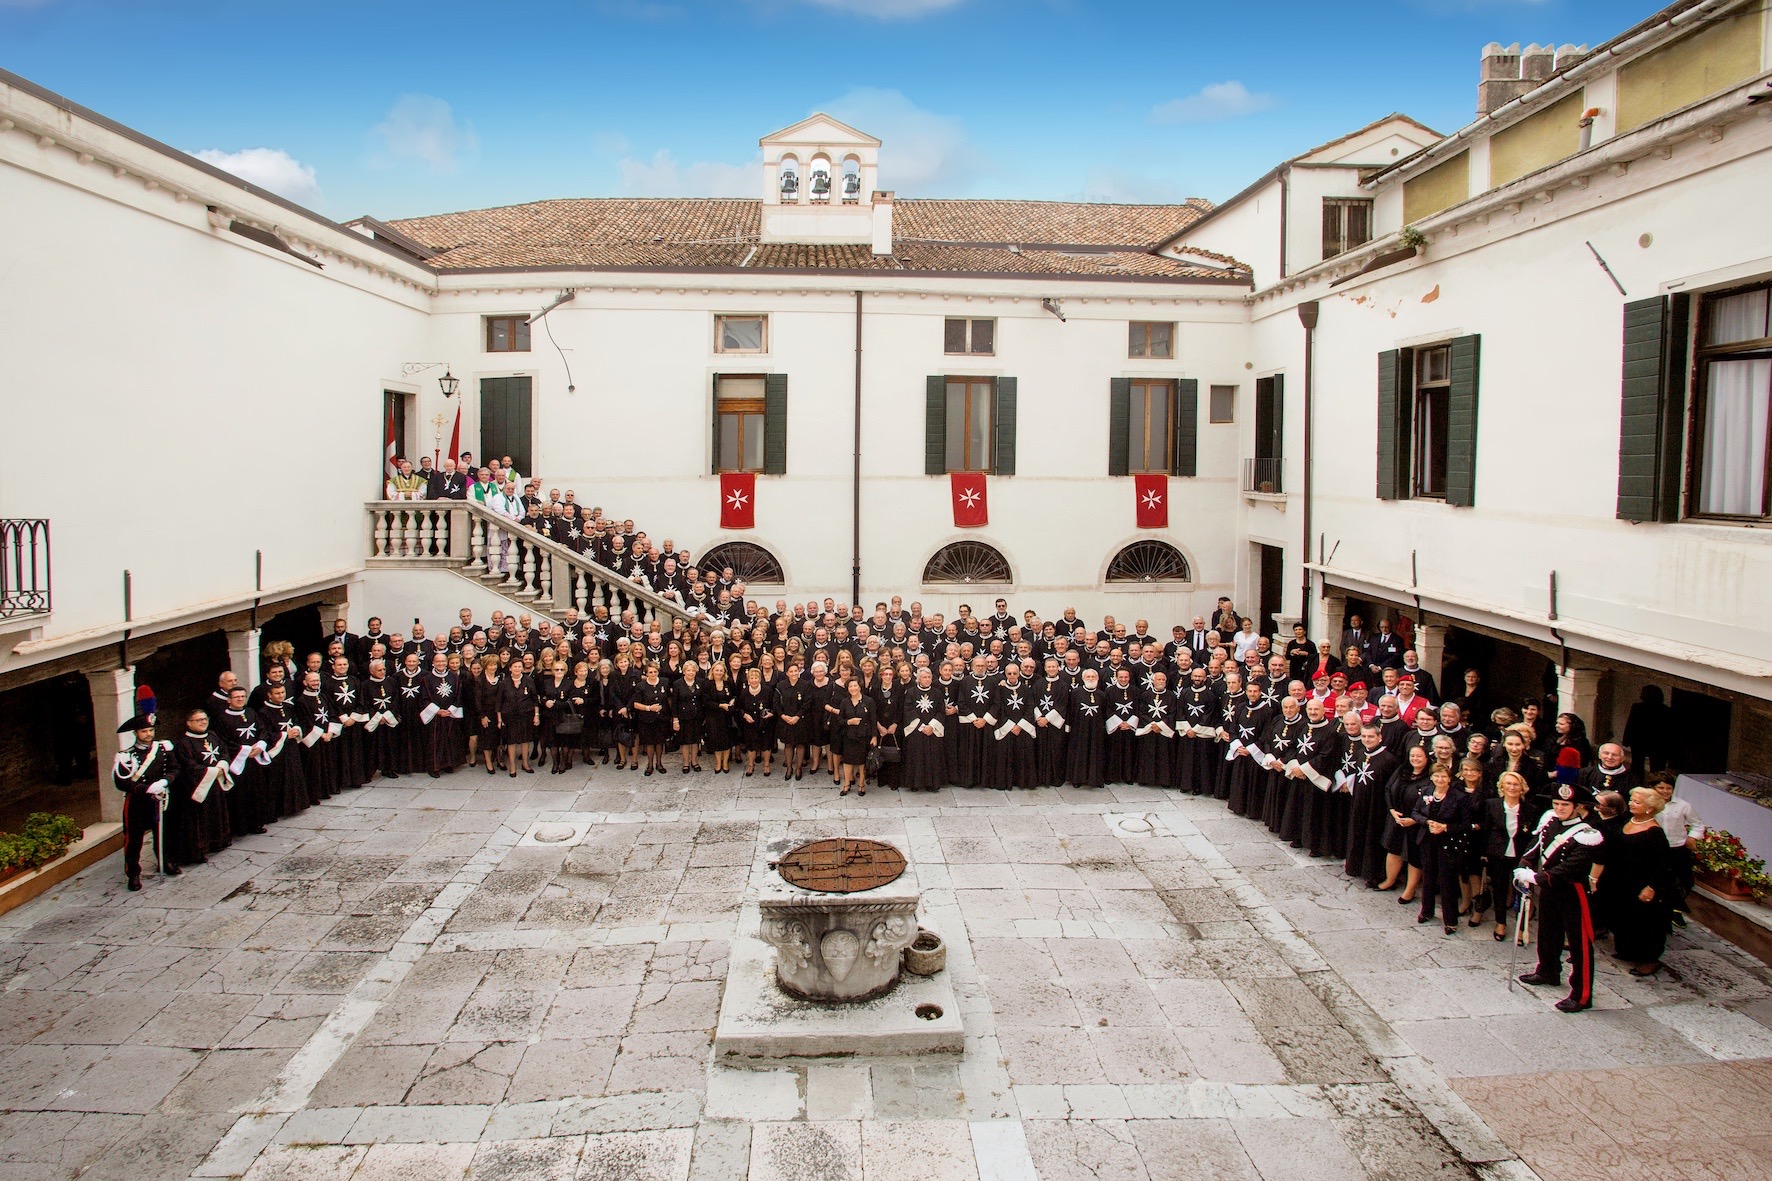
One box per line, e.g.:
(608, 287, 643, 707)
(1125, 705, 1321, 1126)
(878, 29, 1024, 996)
(775, 838, 907, 894)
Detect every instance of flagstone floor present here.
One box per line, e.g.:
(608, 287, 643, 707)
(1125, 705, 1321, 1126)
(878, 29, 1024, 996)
(2, 762, 1769, 1181)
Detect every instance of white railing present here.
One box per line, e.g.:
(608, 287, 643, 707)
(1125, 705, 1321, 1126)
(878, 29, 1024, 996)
(366, 500, 693, 629)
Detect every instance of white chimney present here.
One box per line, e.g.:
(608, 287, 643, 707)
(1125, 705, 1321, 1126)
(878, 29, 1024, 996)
(871, 190, 894, 256)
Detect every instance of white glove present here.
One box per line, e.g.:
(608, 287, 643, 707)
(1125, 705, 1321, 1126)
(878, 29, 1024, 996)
(147, 782, 170, 802)
(1512, 867, 1536, 889)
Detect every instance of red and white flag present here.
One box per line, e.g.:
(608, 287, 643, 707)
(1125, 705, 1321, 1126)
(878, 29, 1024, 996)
(384, 402, 399, 479)
(444, 403, 461, 467)
(720, 472, 756, 530)
(951, 472, 988, 528)
(1135, 473, 1168, 529)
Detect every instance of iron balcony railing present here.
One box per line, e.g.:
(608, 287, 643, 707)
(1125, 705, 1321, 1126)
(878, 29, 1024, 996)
(0, 519, 51, 618)
(1242, 458, 1285, 495)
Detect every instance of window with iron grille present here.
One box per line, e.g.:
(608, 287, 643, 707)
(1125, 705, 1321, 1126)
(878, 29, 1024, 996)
(1322, 198, 1374, 260)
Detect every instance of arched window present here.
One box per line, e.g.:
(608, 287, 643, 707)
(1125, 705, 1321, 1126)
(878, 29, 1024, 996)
(841, 157, 862, 203)
(809, 156, 832, 202)
(923, 541, 1012, 585)
(1106, 540, 1191, 584)
(778, 157, 800, 202)
(702, 541, 785, 586)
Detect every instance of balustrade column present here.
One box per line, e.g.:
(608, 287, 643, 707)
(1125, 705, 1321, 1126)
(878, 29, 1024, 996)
(373, 509, 392, 558)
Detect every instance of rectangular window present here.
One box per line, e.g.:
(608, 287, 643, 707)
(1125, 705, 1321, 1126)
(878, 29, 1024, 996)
(945, 378, 994, 472)
(716, 315, 767, 354)
(944, 318, 995, 355)
(714, 375, 767, 473)
(1129, 321, 1174, 359)
(1413, 345, 1452, 499)
(485, 315, 530, 353)
(1321, 198, 1374, 260)
(1690, 282, 1772, 518)
(1209, 384, 1236, 424)
(1128, 380, 1173, 473)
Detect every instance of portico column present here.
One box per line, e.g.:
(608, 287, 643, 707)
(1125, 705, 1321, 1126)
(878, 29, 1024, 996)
(1414, 623, 1447, 684)
(1320, 592, 1347, 649)
(84, 665, 136, 824)
(226, 628, 261, 691)
(1557, 665, 1605, 731)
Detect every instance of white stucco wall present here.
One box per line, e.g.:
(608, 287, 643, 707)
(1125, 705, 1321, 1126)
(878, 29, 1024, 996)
(0, 89, 432, 660)
(1249, 108, 1772, 693)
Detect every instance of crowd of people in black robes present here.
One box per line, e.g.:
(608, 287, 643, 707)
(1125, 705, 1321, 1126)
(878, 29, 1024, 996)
(109, 518, 1699, 989)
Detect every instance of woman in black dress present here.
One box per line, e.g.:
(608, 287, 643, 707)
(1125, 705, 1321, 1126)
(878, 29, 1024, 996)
(630, 663, 669, 775)
(668, 661, 706, 774)
(704, 663, 735, 774)
(1383, 743, 1433, 904)
(469, 654, 503, 774)
(1456, 756, 1493, 927)
(737, 667, 774, 776)
(872, 662, 902, 791)
(1484, 771, 1536, 941)
(773, 662, 811, 781)
(608, 653, 638, 770)
(585, 660, 613, 764)
(1412, 764, 1472, 935)
(1602, 787, 1675, 976)
(536, 658, 564, 771)
(836, 677, 876, 797)
(496, 665, 537, 776)
(558, 661, 594, 774)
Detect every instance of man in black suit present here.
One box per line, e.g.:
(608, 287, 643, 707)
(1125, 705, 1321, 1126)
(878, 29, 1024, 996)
(1364, 619, 1404, 669)
(1339, 614, 1369, 658)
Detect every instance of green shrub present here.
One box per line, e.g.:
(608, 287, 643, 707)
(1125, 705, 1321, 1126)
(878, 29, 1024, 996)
(0, 813, 85, 876)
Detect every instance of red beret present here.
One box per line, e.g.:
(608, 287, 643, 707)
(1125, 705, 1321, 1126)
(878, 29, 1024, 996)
(1348, 681, 1368, 691)
(1398, 674, 1415, 684)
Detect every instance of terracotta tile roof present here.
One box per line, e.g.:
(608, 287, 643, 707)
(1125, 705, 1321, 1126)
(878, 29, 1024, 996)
(894, 198, 1212, 249)
(382, 195, 1245, 281)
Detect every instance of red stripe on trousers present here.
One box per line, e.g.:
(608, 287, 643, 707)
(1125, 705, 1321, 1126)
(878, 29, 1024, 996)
(1571, 884, 1595, 1005)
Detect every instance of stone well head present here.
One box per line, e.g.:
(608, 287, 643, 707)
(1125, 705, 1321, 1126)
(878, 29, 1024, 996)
(759, 838, 920, 1003)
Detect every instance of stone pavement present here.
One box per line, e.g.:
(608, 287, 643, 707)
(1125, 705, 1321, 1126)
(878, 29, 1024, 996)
(2, 761, 1768, 1181)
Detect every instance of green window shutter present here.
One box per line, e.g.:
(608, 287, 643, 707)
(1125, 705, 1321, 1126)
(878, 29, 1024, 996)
(1616, 296, 1689, 522)
(1172, 379, 1199, 478)
(1444, 335, 1480, 507)
(925, 376, 948, 475)
(993, 377, 1018, 476)
(710, 376, 721, 475)
(1376, 351, 1404, 500)
(1107, 378, 1131, 476)
(763, 373, 788, 475)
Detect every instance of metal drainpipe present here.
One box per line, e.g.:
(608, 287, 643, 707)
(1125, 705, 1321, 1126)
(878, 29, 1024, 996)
(1297, 300, 1319, 634)
(852, 290, 864, 605)
(1277, 166, 1291, 282)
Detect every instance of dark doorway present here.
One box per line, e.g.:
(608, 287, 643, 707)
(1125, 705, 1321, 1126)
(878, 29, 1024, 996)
(1256, 543, 1284, 640)
(1253, 375, 1285, 493)
(261, 604, 324, 669)
(1670, 688, 1730, 774)
(481, 376, 533, 475)
(135, 631, 230, 724)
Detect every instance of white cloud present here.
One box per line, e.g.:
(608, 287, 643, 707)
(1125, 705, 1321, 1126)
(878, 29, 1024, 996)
(370, 94, 477, 173)
(1149, 81, 1278, 126)
(190, 147, 321, 207)
(799, 0, 967, 17)
(617, 149, 758, 197)
(822, 88, 987, 194)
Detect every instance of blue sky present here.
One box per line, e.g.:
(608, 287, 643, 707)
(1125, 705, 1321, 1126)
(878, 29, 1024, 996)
(2, 0, 1641, 220)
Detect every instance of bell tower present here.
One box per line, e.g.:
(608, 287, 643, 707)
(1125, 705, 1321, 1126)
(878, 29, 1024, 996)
(760, 114, 886, 250)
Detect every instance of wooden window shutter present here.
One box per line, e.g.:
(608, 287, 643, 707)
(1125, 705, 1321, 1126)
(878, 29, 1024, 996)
(1172, 379, 1199, 477)
(1376, 350, 1408, 500)
(993, 377, 1018, 475)
(1444, 335, 1480, 507)
(763, 374, 788, 475)
(1616, 296, 1690, 522)
(1108, 378, 1131, 476)
(925, 376, 948, 475)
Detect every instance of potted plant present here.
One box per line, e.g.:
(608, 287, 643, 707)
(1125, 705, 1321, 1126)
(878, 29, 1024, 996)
(1691, 829, 1771, 900)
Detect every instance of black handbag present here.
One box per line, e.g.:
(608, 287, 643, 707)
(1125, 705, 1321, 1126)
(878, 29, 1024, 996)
(554, 713, 584, 737)
(866, 748, 883, 775)
(877, 744, 902, 765)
